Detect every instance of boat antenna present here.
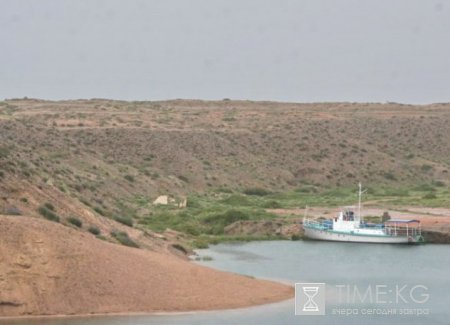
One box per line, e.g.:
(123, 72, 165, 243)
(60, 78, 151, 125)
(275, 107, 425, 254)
(358, 183, 367, 222)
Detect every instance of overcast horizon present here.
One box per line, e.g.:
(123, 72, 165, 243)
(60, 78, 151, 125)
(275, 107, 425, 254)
(1, 0, 450, 104)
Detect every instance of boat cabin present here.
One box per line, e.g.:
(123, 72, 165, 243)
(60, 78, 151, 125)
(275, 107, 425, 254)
(333, 207, 360, 231)
(384, 219, 422, 238)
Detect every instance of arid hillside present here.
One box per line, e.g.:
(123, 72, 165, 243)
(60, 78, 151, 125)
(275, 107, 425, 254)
(0, 99, 450, 237)
(0, 99, 449, 244)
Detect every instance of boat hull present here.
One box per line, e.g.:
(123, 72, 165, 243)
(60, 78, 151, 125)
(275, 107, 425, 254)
(304, 227, 415, 244)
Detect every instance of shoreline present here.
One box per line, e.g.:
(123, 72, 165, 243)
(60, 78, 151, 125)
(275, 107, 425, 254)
(0, 296, 294, 321)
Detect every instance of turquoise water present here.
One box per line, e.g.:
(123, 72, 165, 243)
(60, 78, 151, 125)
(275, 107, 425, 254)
(3, 241, 450, 325)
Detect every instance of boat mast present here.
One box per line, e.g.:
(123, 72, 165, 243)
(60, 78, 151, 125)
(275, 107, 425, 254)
(358, 183, 367, 222)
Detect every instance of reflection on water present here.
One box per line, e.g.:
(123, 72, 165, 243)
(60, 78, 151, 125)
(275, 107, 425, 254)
(208, 244, 271, 261)
(2, 241, 450, 325)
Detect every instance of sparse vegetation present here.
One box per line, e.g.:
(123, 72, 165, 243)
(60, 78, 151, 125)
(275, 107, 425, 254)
(135, 181, 450, 247)
(111, 230, 139, 248)
(192, 237, 209, 249)
(423, 193, 437, 200)
(94, 206, 106, 216)
(421, 164, 433, 172)
(113, 215, 133, 227)
(433, 180, 445, 187)
(263, 200, 282, 209)
(202, 209, 250, 234)
(67, 217, 83, 228)
(243, 188, 271, 196)
(0, 146, 10, 158)
(1, 100, 450, 248)
(88, 226, 101, 235)
(383, 172, 396, 181)
(44, 202, 55, 211)
(221, 194, 252, 206)
(38, 205, 60, 222)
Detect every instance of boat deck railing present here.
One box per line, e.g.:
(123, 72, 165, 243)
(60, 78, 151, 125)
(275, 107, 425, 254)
(304, 218, 422, 240)
(384, 223, 422, 238)
(303, 218, 333, 230)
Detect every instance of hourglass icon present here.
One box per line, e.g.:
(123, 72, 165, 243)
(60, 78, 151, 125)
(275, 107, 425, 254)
(295, 283, 325, 315)
(302, 286, 319, 312)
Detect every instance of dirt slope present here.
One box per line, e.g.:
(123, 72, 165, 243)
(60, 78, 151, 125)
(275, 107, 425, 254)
(0, 216, 293, 317)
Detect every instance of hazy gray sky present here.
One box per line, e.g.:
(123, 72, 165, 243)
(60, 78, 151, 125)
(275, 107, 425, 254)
(1, 0, 449, 103)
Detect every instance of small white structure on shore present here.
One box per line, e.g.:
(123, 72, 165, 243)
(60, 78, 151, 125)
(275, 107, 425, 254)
(178, 197, 187, 208)
(153, 195, 187, 208)
(153, 195, 169, 205)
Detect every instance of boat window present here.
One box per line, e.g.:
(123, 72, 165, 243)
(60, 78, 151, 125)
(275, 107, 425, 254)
(343, 210, 354, 221)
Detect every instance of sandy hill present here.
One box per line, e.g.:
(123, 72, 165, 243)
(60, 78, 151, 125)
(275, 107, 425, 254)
(0, 216, 292, 317)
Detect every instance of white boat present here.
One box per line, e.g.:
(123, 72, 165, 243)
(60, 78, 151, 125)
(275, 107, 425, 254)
(303, 184, 424, 244)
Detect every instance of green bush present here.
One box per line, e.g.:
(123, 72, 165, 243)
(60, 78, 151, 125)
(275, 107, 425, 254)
(216, 187, 233, 193)
(202, 209, 249, 234)
(182, 223, 201, 236)
(0, 146, 10, 158)
(263, 200, 282, 209)
(295, 186, 317, 193)
(414, 183, 435, 192)
(192, 238, 209, 249)
(124, 174, 135, 182)
(423, 193, 437, 199)
(376, 188, 410, 197)
(203, 209, 249, 225)
(88, 226, 101, 235)
(221, 194, 252, 206)
(44, 202, 55, 211)
(113, 215, 133, 227)
(38, 206, 60, 222)
(421, 164, 433, 172)
(94, 206, 105, 216)
(291, 234, 301, 241)
(111, 230, 139, 248)
(186, 196, 201, 208)
(433, 181, 445, 187)
(243, 188, 271, 196)
(68, 217, 82, 228)
(383, 172, 396, 181)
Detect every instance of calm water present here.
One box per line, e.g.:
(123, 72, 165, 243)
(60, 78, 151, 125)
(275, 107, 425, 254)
(3, 241, 450, 325)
